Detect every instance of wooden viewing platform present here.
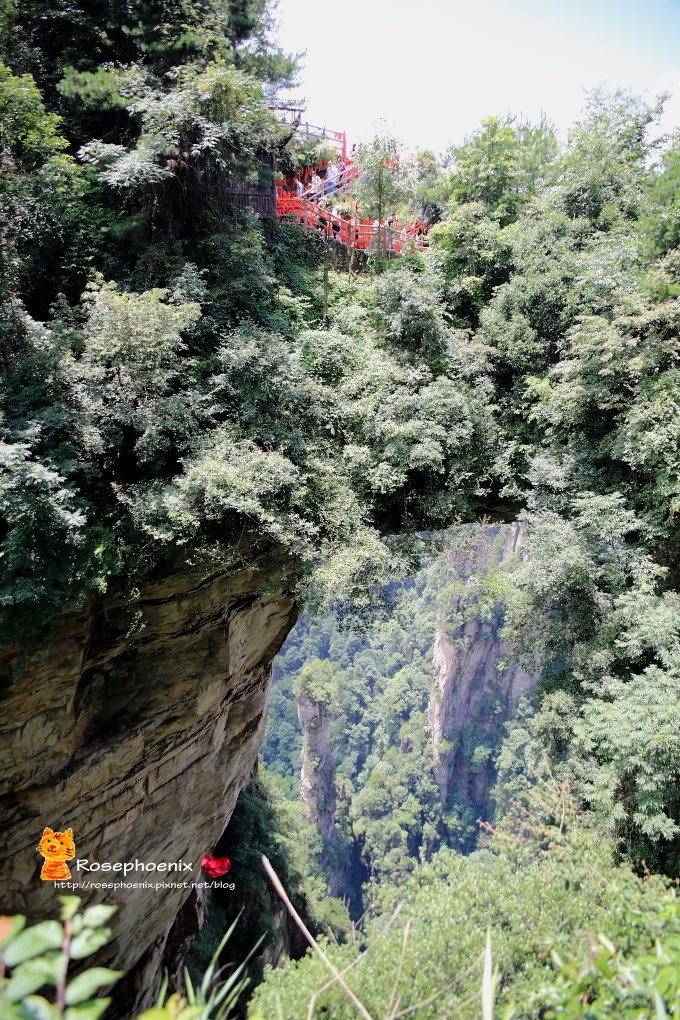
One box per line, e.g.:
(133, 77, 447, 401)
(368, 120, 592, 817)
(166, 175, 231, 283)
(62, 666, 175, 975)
(223, 113, 430, 255)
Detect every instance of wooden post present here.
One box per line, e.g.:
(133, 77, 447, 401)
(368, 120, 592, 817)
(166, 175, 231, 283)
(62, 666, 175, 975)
(323, 240, 329, 327)
(377, 162, 384, 254)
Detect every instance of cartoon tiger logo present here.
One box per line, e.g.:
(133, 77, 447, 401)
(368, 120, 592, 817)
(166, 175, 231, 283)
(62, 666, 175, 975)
(37, 827, 76, 881)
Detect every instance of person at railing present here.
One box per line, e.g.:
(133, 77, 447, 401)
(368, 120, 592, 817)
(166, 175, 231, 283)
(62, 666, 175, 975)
(325, 163, 338, 196)
(387, 215, 398, 251)
(295, 177, 305, 197)
(311, 172, 323, 200)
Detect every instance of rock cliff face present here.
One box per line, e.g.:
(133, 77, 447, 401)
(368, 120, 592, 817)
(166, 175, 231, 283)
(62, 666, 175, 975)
(427, 524, 536, 817)
(0, 544, 297, 1016)
(297, 692, 345, 898)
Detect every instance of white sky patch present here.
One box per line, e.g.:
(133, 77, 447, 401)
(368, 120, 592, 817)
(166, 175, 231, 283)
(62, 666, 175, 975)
(272, 0, 680, 153)
(655, 69, 680, 142)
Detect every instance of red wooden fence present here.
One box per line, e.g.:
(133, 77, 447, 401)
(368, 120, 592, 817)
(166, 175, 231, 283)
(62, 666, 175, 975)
(275, 193, 429, 254)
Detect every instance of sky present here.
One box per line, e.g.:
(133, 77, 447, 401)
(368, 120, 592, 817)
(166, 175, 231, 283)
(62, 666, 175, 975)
(272, 0, 680, 154)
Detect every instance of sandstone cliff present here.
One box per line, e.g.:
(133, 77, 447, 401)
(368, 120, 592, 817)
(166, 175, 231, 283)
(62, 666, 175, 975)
(0, 544, 297, 1016)
(427, 524, 536, 817)
(297, 691, 346, 898)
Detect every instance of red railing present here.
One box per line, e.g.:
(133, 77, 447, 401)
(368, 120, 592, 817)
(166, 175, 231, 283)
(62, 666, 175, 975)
(275, 194, 429, 254)
(283, 161, 363, 204)
(272, 127, 430, 254)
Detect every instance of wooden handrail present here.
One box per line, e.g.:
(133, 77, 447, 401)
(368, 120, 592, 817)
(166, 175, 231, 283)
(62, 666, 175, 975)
(269, 117, 428, 254)
(276, 194, 429, 254)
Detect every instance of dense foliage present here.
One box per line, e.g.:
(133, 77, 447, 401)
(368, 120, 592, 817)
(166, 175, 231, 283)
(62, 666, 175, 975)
(0, 894, 255, 1019)
(250, 779, 680, 1018)
(263, 526, 523, 893)
(0, 2, 498, 638)
(254, 89, 680, 1015)
(3, 0, 680, 1015)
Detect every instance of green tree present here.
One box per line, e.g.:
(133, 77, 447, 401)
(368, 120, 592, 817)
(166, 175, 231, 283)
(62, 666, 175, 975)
(639, 129, 680, 257)
(250, 783, 680, 1019)
(353, 135, 413, 244)
(444, 115, 558, 225)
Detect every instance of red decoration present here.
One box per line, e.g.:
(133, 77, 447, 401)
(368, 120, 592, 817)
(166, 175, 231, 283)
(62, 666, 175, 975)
(201, 854, 232, 878)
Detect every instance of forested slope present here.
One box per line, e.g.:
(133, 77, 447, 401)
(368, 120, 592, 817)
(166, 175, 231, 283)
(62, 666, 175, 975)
(262, 524, 535, 895)
(2, 0, 680, 1015)
(251, 96, 680, 1018)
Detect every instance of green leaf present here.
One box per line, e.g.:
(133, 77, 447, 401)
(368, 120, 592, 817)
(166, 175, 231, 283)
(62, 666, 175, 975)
(64, 968, 122, 1005)
(154, 974, 169, 1007)
(63, 998, 111, 1020)
(59, 897, 82, 922)
(199, 912, 241, 998)
(5, 953, 63, 1001)
(16, 995, 61, 1020)
(80, 906, 117, 930)
(3, 922, 64, 967)
(69, 927, 111, 960)
(184, 968, 195, 1005)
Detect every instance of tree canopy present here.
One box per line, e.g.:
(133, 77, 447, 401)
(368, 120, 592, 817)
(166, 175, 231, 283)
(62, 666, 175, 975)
(2, 3, 680, 1014)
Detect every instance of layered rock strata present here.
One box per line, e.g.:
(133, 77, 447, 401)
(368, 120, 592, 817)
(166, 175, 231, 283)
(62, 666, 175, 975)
(0, 545, 296, 1015)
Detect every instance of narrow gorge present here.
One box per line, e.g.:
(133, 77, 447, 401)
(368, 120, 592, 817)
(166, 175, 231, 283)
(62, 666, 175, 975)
(3, 4, 680, 1010)
(1, 523, 531, 1012)
(263, 524, 538, 911)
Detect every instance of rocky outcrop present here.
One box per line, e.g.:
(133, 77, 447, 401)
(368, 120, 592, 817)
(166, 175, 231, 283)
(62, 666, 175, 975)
(0, 543, 297, 1016)
(297, 692, 346, 898)
(427, 524, 536, 817)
